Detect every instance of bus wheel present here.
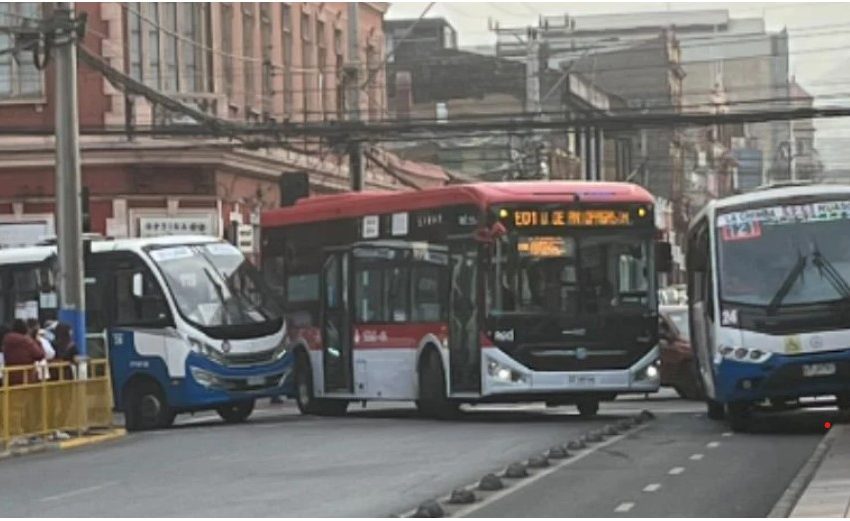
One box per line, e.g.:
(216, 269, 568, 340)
(727, 403, 751, 432)
(124, 380, 171, 432)
(295, 351, 349, 416)
(216, 400, 255, 424)
(416, 349, 459, 419)
(576, 398, 599, 418)
(706, 398, 725, 420)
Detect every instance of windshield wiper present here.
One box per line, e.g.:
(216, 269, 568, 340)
(811, 244, 850, 300)
(767, 249, 807, 315)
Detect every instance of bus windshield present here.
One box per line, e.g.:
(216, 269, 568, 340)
(149, 243, 282, 330)
(490, 231, 653, 315)
(717, 200, 850, 308)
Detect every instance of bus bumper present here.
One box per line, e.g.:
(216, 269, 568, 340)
(713, 350, 850, 404)
(171, 353, 296, 410)
(479, 345, 660, 397)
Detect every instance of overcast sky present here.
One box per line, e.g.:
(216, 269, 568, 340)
(386, 2, 850, 169)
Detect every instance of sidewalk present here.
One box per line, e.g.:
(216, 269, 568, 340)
(0, 428, 126, 460)
(790, 424, 850, 517)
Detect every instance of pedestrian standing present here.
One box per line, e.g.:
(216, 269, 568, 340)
(2, 319, 45, 385)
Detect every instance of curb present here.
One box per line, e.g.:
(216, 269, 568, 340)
(768, 424, 839, 518)
(0, 428, 127, 461)
(398, 410, 654, 518)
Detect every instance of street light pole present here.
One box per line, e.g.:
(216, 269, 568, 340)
(346, 3, 364, 191)
(54, 2, 87, 356)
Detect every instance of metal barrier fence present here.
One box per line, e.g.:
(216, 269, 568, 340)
(0, 359, 114, 446)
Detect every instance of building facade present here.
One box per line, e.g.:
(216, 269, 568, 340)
(0, 2, 448, 251)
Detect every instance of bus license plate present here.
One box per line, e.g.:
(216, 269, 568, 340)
(248, 376, 266, 386)
(568, 375, 597, 386)
(802, 363, 836, 378)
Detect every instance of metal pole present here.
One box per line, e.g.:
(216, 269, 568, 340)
(346, 3, 364, 191)
(54, 2, 87, 356)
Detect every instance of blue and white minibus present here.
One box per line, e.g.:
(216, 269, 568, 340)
(687, 183, 850, 430)
(0, 235, 292, 431)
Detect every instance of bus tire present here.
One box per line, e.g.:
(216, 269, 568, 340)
(727, 402, 751, 432)
(416, 349, 458, 419)
(706, 398, 725, 420)
(295, 350, 349, 416)
(216, 400, 255, 424)
(576, 398, 599, 418)
(123, 379, 171, 432)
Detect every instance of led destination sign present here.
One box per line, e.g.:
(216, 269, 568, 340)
(509, 209, 635, 227)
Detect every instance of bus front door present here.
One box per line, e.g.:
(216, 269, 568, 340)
(321, 251, 353, 393)
(448, 241, 480, 393)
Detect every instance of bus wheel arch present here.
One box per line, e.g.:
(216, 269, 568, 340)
(122, 375, 174, 432)
(416, 344, 458, 419)
(293, 346, 348, 416)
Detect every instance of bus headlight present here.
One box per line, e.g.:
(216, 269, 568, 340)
(635, 361, 660, 382)
(272, 341, 288, 361)
(190, 366, 225, 389)
(718, 345, 772, 364)
(188, 338, 227, 365)
(487, 359, 527, 383)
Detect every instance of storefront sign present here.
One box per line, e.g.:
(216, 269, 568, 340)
(0, 221, 50, 249)
(139, 216, 214, 238)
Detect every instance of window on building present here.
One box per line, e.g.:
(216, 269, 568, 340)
(127, 3, 143, 81)
(242, 3, 256, 109)
(0, 3, 43, 100)
(143, 2, 161, 90)
(162, 3, 178, 91)
(301, 12, 313, 120)
(335, 28, 344, 120)
(366, 44, 380, 121)
(281, 5, 294, 117)
(180, 3, 204, 93)
(316, 19, 327, 118)
(260, 3, 273, 114)
(220, 3, 233, 97)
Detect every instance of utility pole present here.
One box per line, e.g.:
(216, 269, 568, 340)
(54, 2, 87, 356)
(345, 3, 364, 191)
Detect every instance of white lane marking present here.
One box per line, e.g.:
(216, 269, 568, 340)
(722, 432, 733, 437)
(643, 483, 662, 492)
(690, 453, 704, 461)
(707, 441, 721, 448)
(40, 481, 118, 502)
(668, 467, 685, 475)
(615, 502, 636, 513)
(444, 423, 653, 518)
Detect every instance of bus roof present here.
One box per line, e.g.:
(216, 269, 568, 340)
(691, 183, 850, 228)
(262, 181, 654, 228)
(0, 235, 221, 266)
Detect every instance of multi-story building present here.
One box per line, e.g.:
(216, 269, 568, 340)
(386, 17, 634, 183)
(788, 77, 824, 182)
(0, 2, 448, 250)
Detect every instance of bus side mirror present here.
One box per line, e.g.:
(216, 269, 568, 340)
(655, 242, 673, 273)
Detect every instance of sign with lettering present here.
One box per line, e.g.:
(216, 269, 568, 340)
(139, 216, 214, 238)
(510, 209, 632, 227)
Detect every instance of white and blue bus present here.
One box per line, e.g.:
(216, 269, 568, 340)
(687, 183, 850, 430)
(0, 236, 292, 431)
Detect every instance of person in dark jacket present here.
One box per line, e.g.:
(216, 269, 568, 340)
(2, 319, 45, 385)
(51, 323, 78, 381)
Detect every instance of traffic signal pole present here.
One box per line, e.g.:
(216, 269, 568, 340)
(54, 2, 87, 356)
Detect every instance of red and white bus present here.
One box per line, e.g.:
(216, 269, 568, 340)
(262, 181, 671, 417)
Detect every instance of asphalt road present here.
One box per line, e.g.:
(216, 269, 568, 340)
(0, 392, 831, 517)
(468, 406, 834, 518)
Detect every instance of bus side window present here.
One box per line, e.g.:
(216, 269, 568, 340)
(114, 266, 170, 326)
(412, 265, 444, 322)
(385, 266, 410, 323)
(355, 266, 383, 323)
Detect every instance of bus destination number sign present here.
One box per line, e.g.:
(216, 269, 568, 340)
(511, 209, 632, 228)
